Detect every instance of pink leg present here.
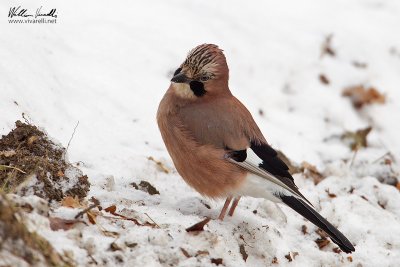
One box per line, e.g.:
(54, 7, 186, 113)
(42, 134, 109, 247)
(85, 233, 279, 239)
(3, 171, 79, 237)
(218, 197, 232, 221)
(228, 197, 241, 217)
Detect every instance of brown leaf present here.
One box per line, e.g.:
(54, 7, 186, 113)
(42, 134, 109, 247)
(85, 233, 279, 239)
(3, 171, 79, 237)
(239, 244, 248, 262)
(341, 126, 372, 151)
(301, 225, 308, 235)
(347, 256, 353, 262)
(87, 212, 97, 224)
(196, 250, 210, 257)
(321, 34, 336, 57)
(396, 182, 400, 191)
(186, 218, 211, 232)
(316, 228, 329, 238)
(332, 247, 342, 254)
(352, 61, 367, 69)
(180, 248, 191, 258)
(300, 161, 324, 184)
(284, 252, 299, 262)
(109, 242, 122, 251)
(272, 256, 279, 264)
(319, 74, 330, 85)
(325, 189, 337, 198)
(101, 230, 119, 238)
(61, 196, 82, 208)
(315, 237, 330, 249)
(342, 85, 385, 109)
(211, 258, 223, 265)
(49, 217, 80, 231)
(104, 205, 117, 213)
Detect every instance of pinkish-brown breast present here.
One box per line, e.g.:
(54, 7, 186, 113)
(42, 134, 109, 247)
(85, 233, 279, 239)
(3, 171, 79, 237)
(157, 88, 248, 198)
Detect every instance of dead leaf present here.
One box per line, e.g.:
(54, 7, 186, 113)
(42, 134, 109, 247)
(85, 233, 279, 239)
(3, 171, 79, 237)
(61, 196, 83, 208)
(186, 218, 211, 232)
(211, 258, 223, 265)
(125, 242, 137, 248)
(342, 85, 385, 109)
(239, 244, 248, 262)
(325, 189, 337, 198)
(87, 212, 97, 224)
(49, 217, 82, 231)
(347, 256, 353, 262)
(321, 34, 336, 57)
(341, 126, 372, 151)
(300, 161, 324, 184)
(319, 74, 330, 85)
(315, 237, 330, 249)
(109, 242, 122, 251)
(101, 229, 120, 238)
(352, 61, 367, 69)
(332, 247, 342, 254)
(316, 228, 329, 238)
(147, 156, 169, 173)
(284, 252, 299, 262)
(396, 182, 400, 191)
(301, 225, 308, 235)
(138, 181, 160, 195)
(272, 256, 278, 264)
(180, 248, 191, 258)
(196, 250, 209, 257)
(104, 205, 117, 213)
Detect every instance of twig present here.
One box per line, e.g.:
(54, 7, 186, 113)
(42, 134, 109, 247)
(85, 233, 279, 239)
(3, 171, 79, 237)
(372, 152, 391, 164)
(144, 213, 160, 228)
(75, 202, 100, 219)
(0, 165, 26, 174)
(349, 149, 358, 168)
(66, 121, 79, 154)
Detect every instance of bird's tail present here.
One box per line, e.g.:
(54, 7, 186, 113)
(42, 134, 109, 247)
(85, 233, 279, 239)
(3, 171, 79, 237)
(280, 195, 355, 253)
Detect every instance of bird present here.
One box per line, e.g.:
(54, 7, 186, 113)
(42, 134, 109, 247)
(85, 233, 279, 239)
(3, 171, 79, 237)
(157, 44, 355, 253)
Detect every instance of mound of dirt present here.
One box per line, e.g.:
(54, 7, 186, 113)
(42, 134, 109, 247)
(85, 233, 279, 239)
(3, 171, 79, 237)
(0, 121, 89, 201)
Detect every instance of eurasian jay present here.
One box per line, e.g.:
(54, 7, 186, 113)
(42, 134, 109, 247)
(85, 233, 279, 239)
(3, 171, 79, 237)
(157, 44, 355, 253)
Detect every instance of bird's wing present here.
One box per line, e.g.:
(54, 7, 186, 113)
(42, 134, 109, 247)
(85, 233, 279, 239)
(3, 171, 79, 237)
(227, 142, 355, 253)
(227, 141, 312, 205)
(178, 96, 261, 150)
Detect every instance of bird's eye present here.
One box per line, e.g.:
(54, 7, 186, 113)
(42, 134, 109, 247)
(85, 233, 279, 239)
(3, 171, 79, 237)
(200, 76, 210, 82)
(173, 68, 182, 76)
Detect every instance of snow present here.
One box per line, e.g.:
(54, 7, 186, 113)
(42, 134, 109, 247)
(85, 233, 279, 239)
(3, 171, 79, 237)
(1, 0, 400, 266)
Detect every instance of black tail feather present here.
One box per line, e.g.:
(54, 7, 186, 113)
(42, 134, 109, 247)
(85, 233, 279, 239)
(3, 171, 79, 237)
(281, 195, 355, 253)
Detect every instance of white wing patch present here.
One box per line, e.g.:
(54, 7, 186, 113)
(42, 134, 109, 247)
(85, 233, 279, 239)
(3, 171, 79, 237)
(229, 149, 306, 202)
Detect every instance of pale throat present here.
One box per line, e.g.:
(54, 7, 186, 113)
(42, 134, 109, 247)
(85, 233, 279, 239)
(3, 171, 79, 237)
(172, 83, 196, 99)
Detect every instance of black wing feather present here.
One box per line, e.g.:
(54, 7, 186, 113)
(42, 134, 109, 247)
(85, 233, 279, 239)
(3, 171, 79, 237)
(251, 142, 292, 181)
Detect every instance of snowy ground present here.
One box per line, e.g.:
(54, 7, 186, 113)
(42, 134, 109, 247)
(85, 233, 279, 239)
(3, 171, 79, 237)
(1, 0, 400, 266)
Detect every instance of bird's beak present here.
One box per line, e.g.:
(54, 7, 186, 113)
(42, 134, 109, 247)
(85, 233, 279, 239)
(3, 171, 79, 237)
(171, 73, 190, 83)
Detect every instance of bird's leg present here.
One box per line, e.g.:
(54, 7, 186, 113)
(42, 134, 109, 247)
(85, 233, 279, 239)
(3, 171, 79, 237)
(218, 197, 232, 220)
(228, 197, 241, 217)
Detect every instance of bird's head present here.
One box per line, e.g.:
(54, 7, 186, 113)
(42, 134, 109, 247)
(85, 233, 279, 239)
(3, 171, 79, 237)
(170, 44, 229, 99)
